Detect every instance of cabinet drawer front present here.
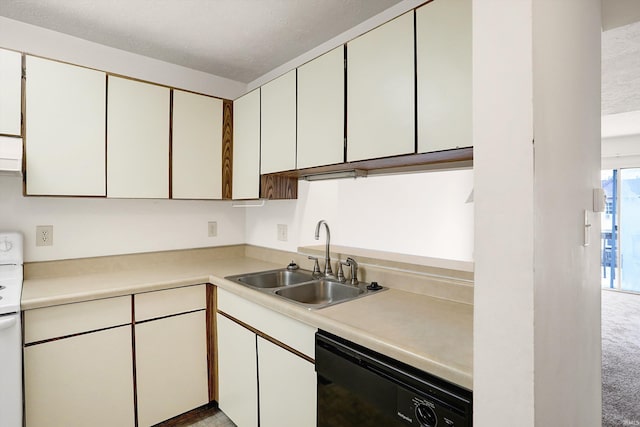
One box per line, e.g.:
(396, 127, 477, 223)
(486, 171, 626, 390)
(135, 284, 206, 322)
(24, 296, 131, 344)
(217, 288, 316, 359)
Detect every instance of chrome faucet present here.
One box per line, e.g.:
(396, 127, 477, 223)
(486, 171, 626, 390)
(314, 220, 333, 277)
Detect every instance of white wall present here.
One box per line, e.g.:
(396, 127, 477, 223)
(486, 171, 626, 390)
(0, 176, 245, 262)
(474, 0, 602, 426)
(245, 169, 474, 262)
(0, 17, 246, 100)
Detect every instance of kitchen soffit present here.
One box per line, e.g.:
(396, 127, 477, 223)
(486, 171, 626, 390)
(0, 0, 403, 83)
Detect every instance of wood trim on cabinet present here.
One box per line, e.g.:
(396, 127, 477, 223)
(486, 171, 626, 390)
(131, 295, 139, 427)
(221, 100, 233, 200)
(206, 285, 218, 403)
(21, 53, 27, 195)
(216, 310, 314, 365)
(168, 89, 174, 199)
(258, 147, 472, 200)
(260, 173, 298, 199)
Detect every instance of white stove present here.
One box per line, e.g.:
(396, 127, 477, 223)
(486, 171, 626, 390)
(0, 231, 24, 427)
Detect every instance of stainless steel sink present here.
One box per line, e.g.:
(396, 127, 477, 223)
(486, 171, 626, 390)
(225, 268, 384, 309)
(274, 280, 364, 307)
(228, 269, 315, 289)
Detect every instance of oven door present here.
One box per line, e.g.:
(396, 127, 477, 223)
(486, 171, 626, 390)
(0, 312, 23, 427)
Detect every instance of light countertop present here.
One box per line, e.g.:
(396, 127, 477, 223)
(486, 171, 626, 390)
(21, 249, 473, 389)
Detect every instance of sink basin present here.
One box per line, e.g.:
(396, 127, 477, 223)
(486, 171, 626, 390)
(226, 268, 385, 309)
(274, 280, 365, 307)
(229, 269, 315, 289)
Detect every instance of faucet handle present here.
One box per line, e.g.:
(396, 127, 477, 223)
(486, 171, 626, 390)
(308, 256, 321, 277)
(337, 260, 350, 283)
(346, 257, 359, 285)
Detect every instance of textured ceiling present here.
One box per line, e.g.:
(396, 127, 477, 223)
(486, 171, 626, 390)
(0, 0, 403, 83)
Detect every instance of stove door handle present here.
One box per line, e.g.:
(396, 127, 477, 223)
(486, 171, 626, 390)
(0, 316, 17, 330)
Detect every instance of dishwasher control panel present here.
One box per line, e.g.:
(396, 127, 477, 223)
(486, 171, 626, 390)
(397, 386, 468, 427)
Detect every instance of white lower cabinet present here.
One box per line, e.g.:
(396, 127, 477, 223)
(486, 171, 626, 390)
(257, 337, 316, 427)
(134, 284, 209, 426)
(23, 285, 210, 427)
(216, 288, 317, 427)
(24, 326, 135, 427)
(135, 310, 209, 427)
(217, 313, 259, 427)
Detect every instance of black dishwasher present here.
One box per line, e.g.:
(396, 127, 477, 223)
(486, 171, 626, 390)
(316, 330, 472, 427)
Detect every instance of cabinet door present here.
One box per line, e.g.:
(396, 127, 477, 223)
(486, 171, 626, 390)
(0, 48, 22, 136)
(107, 76, 169, 198)
(347, 11, 415, 162)
(25, 56, 106, 196)
(232, 89, 260, 199)
(417, 0, 471, 153)
(216, 313, 258, 427)
(24, 326, 135, 427)
(260, 70, 296, 174)
(257, 337, 316, 427)
(172, 90, 223, 199)
(135, 310, 208, 427)
(297, 46, 345, 169)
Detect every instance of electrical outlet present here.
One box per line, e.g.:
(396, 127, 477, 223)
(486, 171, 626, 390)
(208, 221, 217, 237)
(36, 225, 53, 247)
(277, 224, 288, 242)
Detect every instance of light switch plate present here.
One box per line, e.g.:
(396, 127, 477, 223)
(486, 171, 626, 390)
(593, 188, 606, 213)
(277, 224, 288, 241)
(208, 221, 217, 237)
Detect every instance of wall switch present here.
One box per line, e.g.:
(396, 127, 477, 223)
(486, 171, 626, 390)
(36, 225, 53, 247)
(208, 221, 218, 237)
(277, 224, 288, 241)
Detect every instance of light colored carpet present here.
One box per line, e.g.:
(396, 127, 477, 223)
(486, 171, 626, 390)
(602, 289, 640, 427)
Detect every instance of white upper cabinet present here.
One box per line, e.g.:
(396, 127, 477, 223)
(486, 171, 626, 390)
(232, 89, 260, 199)
(297, 46, 345, 169)
(0, 48, 22, 137)
(25, 56, 106, 196)
(107, 76, 169, 198)
(347, 11, 415, 162)
(260, 70, 296, 174)
(417, 0, 471, 153)
(172, 90, 223, 199)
